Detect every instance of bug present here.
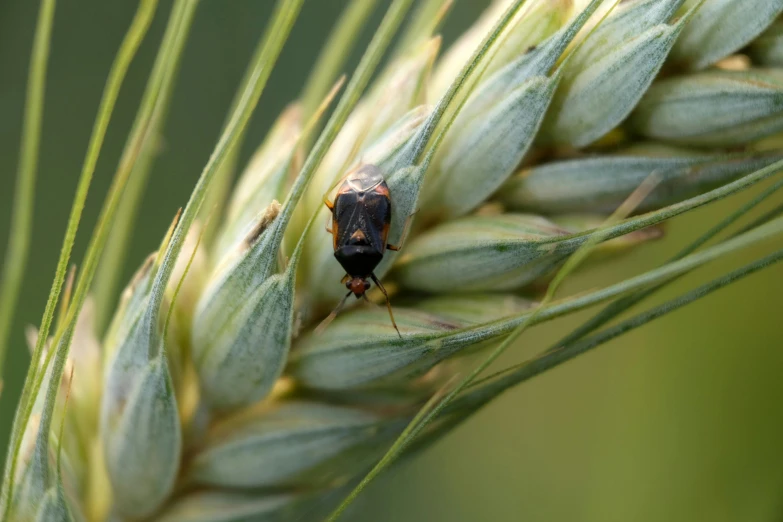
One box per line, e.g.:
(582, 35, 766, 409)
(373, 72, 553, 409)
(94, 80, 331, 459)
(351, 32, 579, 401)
(319, 164, 405, 337)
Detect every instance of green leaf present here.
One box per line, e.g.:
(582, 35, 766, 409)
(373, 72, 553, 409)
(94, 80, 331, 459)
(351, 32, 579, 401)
(291, 298, 527, 392)
(291, 307, 466, 391)
(439, 0, 602, 131)
(396, 151, 783, 292)
(432, 75, 560, 217)
(10, 311, 78, 522)
(570, 0, 683, 66)
(394, 213, 578, 292)
(9, 428, 48, 521)
(413, 293, 534, 325)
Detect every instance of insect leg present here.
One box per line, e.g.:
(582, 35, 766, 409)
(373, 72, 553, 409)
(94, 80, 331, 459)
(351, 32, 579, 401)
(325, 213, 333, 234)
(323, 194, 334, 210)
(315, 290, 352, 335)
(371, 273, 401, 338)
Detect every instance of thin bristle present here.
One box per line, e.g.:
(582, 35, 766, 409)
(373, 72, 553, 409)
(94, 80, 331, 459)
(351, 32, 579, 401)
(5, 0, 783, 520)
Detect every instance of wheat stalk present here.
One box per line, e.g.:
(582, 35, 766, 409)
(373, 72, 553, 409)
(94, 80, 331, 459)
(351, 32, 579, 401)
(2, 0, 783, 520)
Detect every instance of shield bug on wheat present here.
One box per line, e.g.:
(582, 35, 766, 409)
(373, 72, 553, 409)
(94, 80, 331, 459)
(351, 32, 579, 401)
(319, 164, 407, 337)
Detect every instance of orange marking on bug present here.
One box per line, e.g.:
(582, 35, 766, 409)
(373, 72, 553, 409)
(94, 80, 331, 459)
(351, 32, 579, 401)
(336, 181, 355, 197)
(319, 163, 402, 338)
(331, 216, 339, 250)
(381, 222, 391, 251)
(374, 182, 390, 198)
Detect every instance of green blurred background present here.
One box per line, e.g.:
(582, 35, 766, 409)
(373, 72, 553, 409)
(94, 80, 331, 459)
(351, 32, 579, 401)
(1, 1, 782, 521)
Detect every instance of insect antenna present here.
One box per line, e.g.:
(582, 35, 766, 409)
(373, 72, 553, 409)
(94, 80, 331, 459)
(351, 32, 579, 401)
(371, 273, 401, 338)
(315, 290, 352, 335)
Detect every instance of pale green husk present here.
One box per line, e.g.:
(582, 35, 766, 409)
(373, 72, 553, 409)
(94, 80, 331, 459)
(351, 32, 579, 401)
(2, 1, 783, 521)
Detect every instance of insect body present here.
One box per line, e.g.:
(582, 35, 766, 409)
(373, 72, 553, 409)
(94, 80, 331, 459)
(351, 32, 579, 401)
(322, 164, 401, 337)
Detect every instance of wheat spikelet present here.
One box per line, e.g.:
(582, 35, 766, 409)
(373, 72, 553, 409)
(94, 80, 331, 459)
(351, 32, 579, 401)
(3, 0, 783, 521)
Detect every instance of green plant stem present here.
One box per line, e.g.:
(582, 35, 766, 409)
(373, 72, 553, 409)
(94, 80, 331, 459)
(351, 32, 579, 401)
(393, 0, 452, 59)
(0, 0, 159, 514)
(276, 0, 416, 231)
(206, 0, 378, 249)
(163, 215, 206, 341)
(557, 249, 783, 367)
(455, 247, 783, 416)
(416, 194, 783, 446)
(431, 214, 783, 347)
(554, 175, 783, 349)
(145, 0, 304, 335)
(199, 0, 317, 248)
(300, 0, 379, 123)
(419, 246, 783, 456)
(325, 384, 447, 522)
(368, 157, 783, 354)
(21, 6, 301, 494)
(302, 165, 782, 413)
(92, 0, 198, 334)
(26, 0, 197, 415)
(330, 173, 779, 516)
(735, 201, 783, 236)
(0, 0, 56, 382)
(327, 168, 652, 521)
(5, 0, 196, 513)
(404, 0, 534, 167)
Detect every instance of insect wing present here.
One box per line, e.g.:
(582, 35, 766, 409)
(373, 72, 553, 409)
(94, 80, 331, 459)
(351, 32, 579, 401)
(333, 188, 390, 254)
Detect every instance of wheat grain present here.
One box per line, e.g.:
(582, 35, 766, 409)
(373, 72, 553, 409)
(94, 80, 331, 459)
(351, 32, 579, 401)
(4, 0, 783, 520)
